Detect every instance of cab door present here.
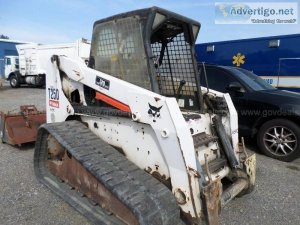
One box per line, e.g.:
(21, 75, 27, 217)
(4, 57, 12, 79)
(0, 59, 4, 78)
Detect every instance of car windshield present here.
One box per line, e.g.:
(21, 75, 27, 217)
(230, 67, 276, 91)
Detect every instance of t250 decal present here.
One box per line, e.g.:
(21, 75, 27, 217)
(48, 87, 59, 108)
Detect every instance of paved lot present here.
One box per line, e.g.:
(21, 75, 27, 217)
(0, 82, 90, 225)
(0, 81, 299, 225)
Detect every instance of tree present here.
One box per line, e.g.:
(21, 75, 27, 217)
(0, 34, 9, 39)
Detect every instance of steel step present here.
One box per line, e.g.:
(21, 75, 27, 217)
(193, 132, 218, 148)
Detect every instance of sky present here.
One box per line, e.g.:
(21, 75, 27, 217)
(0, 0, 299, 44)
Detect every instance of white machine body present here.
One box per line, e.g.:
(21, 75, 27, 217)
(38, 53, 247, 219)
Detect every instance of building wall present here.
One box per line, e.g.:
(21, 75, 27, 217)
(0, 40, 23, 78)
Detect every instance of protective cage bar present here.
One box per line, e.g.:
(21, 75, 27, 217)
(151, 32, 197, 98)
(89, 7, 202, 110)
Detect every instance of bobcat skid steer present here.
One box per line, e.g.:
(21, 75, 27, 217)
(34, 7, 256, 225)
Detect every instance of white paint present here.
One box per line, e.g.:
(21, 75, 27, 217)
(40, 54, 244, 219)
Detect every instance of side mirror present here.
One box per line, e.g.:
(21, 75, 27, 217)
(226, 82, 245, 93)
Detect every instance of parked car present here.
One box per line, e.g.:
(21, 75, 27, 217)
(199, 64, 300, 161)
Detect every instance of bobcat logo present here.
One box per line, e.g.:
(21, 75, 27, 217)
(148, 103, 162, 122)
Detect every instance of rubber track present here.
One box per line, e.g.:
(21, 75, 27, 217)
(34, 120, 183, 225)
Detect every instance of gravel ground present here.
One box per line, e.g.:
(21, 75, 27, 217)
(220, 149, 300, 225)
(0, 82, 90, 225)
(0, 81, 299, 225)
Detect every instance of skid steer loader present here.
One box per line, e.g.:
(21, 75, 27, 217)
(34, 7, 256, 225)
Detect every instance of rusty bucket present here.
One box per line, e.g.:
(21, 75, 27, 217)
(0, 105, 46, 146)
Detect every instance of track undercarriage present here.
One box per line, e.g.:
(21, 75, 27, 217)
(34, 120, 183, 225)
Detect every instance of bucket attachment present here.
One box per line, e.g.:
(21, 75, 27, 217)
(0, 105, 46, 146)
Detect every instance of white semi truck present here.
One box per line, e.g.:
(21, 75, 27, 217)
(4, 39, 90, 88)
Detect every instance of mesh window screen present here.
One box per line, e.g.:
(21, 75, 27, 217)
(91, 17, 151, 90)
(151, 32, 197, 97)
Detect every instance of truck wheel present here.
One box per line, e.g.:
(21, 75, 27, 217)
(9, 74, 20, 88)
(257, 119, 300, 161)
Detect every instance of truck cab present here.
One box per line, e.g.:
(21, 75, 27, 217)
(4, 39, 91, 88)
(4, 56, 19, 80)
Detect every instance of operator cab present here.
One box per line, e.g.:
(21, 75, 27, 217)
(87, 7, 202, 111)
